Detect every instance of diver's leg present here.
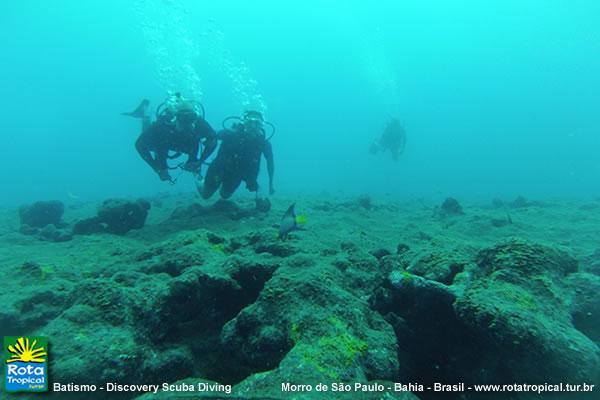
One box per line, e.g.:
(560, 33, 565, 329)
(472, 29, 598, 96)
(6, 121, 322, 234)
(135, 134, 160, 171)
(219, 176, 242, 199)
(201, 164, 221, 199)
(153, 148, 172, 181)
(141, 117, 150, 132)
(154, 148, 169, 172)
(245, 179, 259, 192)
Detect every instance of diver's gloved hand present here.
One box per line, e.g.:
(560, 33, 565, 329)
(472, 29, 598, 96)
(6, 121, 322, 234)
(183, 159, 202, 173)
(157, 169, 171, 182)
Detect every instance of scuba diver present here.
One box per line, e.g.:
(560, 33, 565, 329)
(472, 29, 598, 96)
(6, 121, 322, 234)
(370, 118, 406, 161)
(122, 93, 217, 182)
(197, 110, 275, 201)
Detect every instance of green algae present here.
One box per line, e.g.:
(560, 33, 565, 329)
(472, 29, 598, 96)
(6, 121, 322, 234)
(499, 285, 538, 311)
(294, 316, 368, 380)
(399, 269, 414, 283)
(2, 196, 600, 399)
(210, 243, 226, 254)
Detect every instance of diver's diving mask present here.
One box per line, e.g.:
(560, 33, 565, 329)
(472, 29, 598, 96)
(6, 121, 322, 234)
(176, 110, 198, 125)
(156, 92, 205, 123)
(221, 110, 275, 139)
(243, 110, 264, 134)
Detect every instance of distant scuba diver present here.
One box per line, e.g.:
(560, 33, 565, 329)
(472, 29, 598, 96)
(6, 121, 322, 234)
(122, 93, 217, 183)
(370, 118, 406, 161)
(197, 110, 275, 200)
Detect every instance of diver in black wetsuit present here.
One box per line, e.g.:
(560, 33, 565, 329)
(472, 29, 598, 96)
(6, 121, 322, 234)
(197, 110, 275, 200)
(370, 118, 406, 161)
(123, 93, 217, 182)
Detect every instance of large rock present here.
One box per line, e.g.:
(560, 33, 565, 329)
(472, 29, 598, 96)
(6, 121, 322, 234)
(72, 216, 105, 235)
(371, 239, 600, 390)
(370, 270, 465, 385)
(583, 248, 600, 275)
(222, 263, 399, 384)
(455, 238, 600, 384)
(0, 262, 74, 338)
(42, 314, 194, 390)
(19, 200, 64, 228)
(440, 197, 463, 215)
(567, 272, 600, 344)
(73, 198, 151, 235)
(132, 256, 279, 383)
(38, 272, 194, 392)
(38, 224, 72, 242)
(404, 249, 469, 285)
(98, 198, 151, 234)
(20, 223, 73, 242)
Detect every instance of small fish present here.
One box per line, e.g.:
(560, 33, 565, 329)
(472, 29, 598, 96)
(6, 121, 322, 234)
(278, 204, 306, 240)
(121, 99, 150, 118)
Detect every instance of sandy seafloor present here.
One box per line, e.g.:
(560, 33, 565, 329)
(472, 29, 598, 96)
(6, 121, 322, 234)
(1, 192, 599, 400)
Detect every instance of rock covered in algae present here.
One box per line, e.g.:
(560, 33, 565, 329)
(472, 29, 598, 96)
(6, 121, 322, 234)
(455, 238, 600, 384)
(19, 200, 64, 228)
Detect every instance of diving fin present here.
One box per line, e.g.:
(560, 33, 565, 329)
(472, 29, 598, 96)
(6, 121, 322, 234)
(121, 99, 150, 118)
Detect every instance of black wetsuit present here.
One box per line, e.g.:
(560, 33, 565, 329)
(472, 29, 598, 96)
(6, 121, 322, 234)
(380, 119, 406, 160)
(135, 117, 216, 176)
(202, 127, 274, 199)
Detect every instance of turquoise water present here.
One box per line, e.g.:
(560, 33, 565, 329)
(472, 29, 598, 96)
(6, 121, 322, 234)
(2, 0, 599, 206)
(2, 3, 600, 399)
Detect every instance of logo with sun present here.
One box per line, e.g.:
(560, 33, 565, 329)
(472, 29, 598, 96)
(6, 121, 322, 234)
(6, 337, 47, 363)
(4, 336, 48, 393)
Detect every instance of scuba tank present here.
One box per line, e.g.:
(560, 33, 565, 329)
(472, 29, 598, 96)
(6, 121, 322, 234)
(154, 93, 206, 166)
(155, 92, 206, 122)
(221, 110, 275, 140)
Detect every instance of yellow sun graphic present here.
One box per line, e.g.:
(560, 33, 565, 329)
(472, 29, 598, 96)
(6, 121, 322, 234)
(7, 337, 47, 363)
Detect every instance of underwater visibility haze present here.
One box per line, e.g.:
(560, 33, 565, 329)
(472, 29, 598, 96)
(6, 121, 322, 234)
(0, 1, 599, 399)
(1, 0, 600, 204)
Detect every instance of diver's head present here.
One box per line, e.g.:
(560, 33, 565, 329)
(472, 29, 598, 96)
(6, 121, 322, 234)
(170, 96, 198, 131)
(176, 110, 197, 132)
(243, 110, 264, 136)
(388, 118, 402, 130)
